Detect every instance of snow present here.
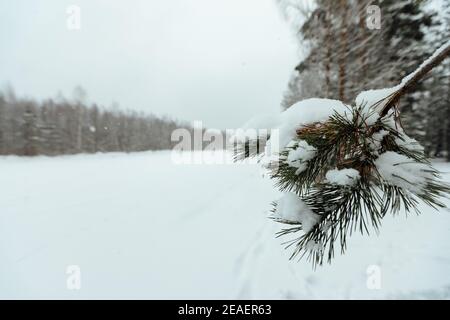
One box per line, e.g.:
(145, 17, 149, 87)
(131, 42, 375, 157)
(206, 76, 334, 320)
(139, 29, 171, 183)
(326, 168, 361, 186)
(230, 113, 278, 143)
(395, 134, 425, 153)
(355, 87, 399, 112)
(233, 98, 349, 153)
(369, 130, 390, 153)
(1, 151, 450, 299)
(241, 113, 279, 131)
(286, 140, 317, 175)
(275, 98, 349, 150)
(273, 193, 320, 232)
(375, 151, 433, 194)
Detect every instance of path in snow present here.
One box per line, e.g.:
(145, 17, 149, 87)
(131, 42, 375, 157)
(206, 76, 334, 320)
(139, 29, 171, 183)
(1, 151, 450, 299)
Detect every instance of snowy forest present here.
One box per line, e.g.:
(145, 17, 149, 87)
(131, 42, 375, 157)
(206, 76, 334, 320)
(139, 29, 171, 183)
(2, 0, 450, 300)
(0, 87, 190, 156)
(278, 0, 450, 159)
(1, 1, 449, 160)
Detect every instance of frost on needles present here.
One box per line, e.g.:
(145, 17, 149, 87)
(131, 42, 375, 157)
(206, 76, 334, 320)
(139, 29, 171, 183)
(232, 41, 450, 267)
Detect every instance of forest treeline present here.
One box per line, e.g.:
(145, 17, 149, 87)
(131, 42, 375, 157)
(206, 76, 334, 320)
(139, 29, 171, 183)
(277, 0, 450, 159)
(0, 87, 191, 156)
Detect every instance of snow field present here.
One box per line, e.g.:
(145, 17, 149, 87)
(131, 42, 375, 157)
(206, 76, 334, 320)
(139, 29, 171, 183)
(1, 151, 450, 299)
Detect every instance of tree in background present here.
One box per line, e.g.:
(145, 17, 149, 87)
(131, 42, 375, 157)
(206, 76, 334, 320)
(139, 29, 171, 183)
(422, 1, 450, 159)
(0, 87, 193, 156)
(0, 94, 6, 154)
(21, 106, 39, 156)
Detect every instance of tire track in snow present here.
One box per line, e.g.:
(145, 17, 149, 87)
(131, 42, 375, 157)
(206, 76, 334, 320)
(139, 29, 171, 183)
(234, 221, 273, 299)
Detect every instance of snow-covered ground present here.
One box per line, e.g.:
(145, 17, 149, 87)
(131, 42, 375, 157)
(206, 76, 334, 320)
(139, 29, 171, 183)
(1, 151, 450, 299)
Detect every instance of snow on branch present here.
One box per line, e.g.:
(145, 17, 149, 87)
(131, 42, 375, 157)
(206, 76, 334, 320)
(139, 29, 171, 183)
(231, 43, 450, 267)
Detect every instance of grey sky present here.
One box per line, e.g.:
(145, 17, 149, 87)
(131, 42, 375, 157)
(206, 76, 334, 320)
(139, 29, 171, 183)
(0, 0, 299, 129)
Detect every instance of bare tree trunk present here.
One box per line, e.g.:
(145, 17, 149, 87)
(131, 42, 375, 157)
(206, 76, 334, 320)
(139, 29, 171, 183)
(76, 105, 83, 152)
(446, 77, 450, 161)
(323, 5, 332, 98)
(338, 0, 348, 102)
(358, 1, 368, 83)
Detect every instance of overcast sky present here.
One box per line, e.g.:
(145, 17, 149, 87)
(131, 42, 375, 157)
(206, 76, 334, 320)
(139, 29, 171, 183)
(0, 0, 299, 129)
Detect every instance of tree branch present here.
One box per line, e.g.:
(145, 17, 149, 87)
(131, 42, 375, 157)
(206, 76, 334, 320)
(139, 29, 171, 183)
(380, 41, 450, 117)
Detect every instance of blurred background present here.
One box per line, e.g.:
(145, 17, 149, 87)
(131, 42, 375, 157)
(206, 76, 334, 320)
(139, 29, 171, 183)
(1, 0, 450, 300)
(0, 0, 296, 156)
(0, 0, 449, 157)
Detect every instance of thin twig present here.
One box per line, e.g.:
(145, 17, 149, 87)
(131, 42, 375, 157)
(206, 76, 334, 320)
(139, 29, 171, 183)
(380, 42, 450, 117)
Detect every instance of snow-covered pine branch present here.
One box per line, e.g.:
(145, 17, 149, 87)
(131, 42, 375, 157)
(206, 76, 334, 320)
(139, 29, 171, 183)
(232, 41, 450, 267)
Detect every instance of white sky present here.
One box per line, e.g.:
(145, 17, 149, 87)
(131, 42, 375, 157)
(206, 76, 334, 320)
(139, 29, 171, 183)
(0, 0, 299, 129)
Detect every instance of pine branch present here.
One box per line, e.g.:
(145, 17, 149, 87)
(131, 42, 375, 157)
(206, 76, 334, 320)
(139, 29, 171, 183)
(268, 104, 449, 267)
(232, 42, 450, 268)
